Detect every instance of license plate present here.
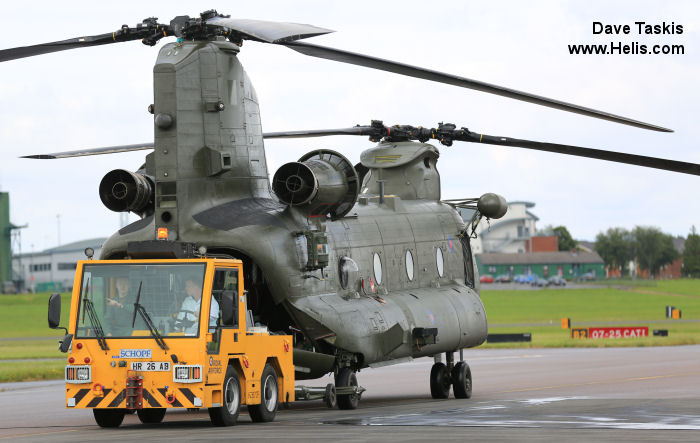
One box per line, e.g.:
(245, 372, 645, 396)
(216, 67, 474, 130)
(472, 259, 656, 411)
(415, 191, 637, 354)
(130, 361, 171, 372)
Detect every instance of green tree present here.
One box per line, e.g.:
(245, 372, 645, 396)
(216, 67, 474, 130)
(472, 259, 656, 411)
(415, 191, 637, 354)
(633, 226, 679, 278)
(683, 226, 700, 278)
(552, 226, 578, 251)
(595, 227, 634, 275)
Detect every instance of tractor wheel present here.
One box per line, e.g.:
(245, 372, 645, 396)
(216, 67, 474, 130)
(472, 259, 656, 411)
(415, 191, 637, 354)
(248, 364, 279, 423)
(209, 366, 241, 426)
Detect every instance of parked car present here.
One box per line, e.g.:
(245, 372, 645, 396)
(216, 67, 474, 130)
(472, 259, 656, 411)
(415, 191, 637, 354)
(580, 272, 596, 281)
(531, 276, 548, 287)
(547, 276, 567, 286)
(480, 274, 495, 283)
(519, 274, 534, 284)
(494, 274, 512, 283)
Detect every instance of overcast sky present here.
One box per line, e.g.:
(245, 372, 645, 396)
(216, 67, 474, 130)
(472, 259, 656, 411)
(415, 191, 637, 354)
(1, 0, 698, 254)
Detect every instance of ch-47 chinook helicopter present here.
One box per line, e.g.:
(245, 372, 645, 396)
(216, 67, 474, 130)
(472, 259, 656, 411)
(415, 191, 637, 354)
(4, 10, 700, 409)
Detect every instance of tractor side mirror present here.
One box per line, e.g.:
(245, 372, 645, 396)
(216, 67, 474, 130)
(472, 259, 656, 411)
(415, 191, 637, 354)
(48, 293, 61, 329)
(59, 334, 73, 353)
(48, 293, 70, 353)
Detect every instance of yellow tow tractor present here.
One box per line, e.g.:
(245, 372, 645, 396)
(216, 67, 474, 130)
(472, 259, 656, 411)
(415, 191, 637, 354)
(48, 254, 297, 427)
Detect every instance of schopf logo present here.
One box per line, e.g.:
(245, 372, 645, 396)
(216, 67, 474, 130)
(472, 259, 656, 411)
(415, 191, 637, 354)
(119, 349, 152, 359)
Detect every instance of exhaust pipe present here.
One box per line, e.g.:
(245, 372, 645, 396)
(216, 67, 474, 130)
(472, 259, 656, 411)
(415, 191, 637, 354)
(272, 150, 359, 219)
(99, 169, 154, 215)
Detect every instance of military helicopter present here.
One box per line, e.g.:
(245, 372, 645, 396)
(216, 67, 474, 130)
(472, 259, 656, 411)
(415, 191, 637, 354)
(3, 10, 699, 410)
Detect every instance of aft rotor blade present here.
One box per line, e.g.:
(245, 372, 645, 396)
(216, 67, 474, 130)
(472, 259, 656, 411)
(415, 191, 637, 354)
(22, 143, 154, 159)
(0, 33, 127, 62)
(468, 132, 700, 176)
(281, 41, 672, 133)
(206, 17, 333, 43)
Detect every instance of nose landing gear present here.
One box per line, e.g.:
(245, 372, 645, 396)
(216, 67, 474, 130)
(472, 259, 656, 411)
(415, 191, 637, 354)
(430, 350, 472, 399)
(335, 367, 360, 410)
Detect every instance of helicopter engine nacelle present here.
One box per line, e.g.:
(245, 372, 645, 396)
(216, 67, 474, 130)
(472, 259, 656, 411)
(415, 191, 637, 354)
(477, 193, 508, 219)
(99, 169, 154, 216)
(273, 149, 359, 219)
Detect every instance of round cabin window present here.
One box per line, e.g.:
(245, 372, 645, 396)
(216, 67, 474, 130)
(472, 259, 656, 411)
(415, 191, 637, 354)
(373, 253, 383, 285)
(436, 247, 444, 277)
(405, 250, 414, 281)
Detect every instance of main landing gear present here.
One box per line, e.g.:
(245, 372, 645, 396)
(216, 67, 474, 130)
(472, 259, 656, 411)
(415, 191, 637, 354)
(430, 349, 472, 399)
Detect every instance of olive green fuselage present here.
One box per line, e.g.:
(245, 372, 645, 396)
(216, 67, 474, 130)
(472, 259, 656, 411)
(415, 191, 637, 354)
(100, 40, 487, 375)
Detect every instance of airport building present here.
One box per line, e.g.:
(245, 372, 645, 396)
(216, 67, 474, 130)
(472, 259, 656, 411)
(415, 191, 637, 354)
(12, 238, 106, 292)
(476, 251, 605, 280)
(459, 200, 605, 280)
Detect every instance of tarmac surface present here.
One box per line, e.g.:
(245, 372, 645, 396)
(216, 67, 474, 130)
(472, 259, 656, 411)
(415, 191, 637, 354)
(1, 346, 700, 442)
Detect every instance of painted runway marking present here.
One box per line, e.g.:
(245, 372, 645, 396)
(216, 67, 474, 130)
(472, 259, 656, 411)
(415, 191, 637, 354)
(0, 429, 78, 440)
(322, 396, 700, 430)
(521, 396, 590, 405)
(496, 371, 700, 394)
(469, 354, 543, 361)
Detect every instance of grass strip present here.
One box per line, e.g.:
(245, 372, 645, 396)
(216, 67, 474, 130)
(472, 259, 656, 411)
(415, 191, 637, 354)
(480, 279, 700, 348)
(0, 359, 64, 383)
(0, 339, 64, 360)
(0, 281, 699, 380)
(0, 292, 71, 338)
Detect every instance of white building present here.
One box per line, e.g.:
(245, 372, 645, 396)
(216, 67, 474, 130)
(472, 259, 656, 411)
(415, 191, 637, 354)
(12, 238, 105, 292)
(459, 201, 539, 254)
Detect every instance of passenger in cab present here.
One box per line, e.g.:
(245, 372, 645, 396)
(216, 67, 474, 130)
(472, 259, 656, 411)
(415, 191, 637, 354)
(176, 278, 219, 335)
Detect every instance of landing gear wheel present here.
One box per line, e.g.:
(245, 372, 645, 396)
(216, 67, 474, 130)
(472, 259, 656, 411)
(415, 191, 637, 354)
(430, 362, 451, 399)
(209, 366, 241, 426)
(324, 383, 337, 409)
(248, 363, 279, 423)
(451, 361, 472, 399)
(93, 409, 126, 428)
(335, 368, 359, 410)
(137, 408, 166, 424)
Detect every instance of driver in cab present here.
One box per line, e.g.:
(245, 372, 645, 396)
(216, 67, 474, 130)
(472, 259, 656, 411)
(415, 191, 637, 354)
(176, 278, 219, 335)
(104, 276, 134, 336)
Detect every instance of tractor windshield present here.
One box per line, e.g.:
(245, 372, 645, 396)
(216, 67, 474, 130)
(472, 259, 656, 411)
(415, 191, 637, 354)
(75, 263, 207, 338)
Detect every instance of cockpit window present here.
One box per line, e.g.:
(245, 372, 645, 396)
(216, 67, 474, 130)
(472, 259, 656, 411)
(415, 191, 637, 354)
(459, 233, 475, 288)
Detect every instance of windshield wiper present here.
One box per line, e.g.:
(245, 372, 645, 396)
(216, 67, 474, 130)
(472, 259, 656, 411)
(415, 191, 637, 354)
(81, 277, 109, 350)
(131, 281, 169, 351)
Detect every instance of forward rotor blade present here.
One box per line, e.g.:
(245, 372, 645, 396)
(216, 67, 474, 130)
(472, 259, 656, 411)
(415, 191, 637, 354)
(263, 122, 699, 177)
(22, 127, 698, 178)
(19, 130, 367, 158)
(263, 127, 373, 139)
(22, 143, 153, 159)
(467, 133, 699, 176)
(206, 17, 333, 43)
(281, 41, 672, 133)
